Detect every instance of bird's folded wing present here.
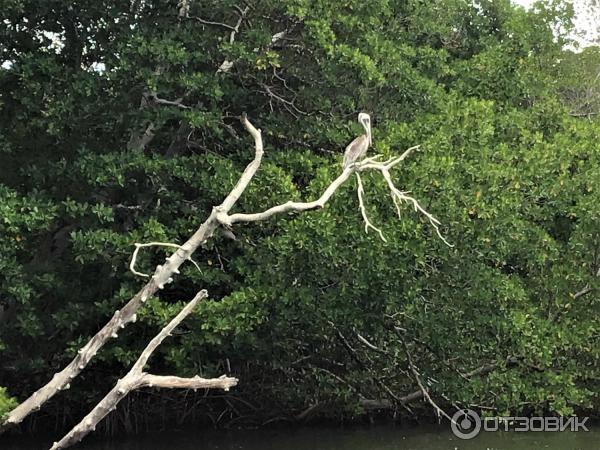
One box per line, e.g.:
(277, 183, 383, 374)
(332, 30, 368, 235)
(343, 135, 368, 167)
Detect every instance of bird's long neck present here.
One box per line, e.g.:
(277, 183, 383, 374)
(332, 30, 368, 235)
(364, 122, 371, 145)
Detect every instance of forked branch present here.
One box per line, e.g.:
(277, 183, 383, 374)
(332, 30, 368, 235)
(50, 290, 238, 450)
(218, 143, 450, 247)
(356, 173, 386, 241)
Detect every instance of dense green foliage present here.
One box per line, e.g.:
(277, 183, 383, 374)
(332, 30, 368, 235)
(0, 387, 17, 421)
(1, 0, 600, 430)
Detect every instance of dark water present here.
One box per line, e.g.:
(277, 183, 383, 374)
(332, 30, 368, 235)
(2, 425, 597, 450)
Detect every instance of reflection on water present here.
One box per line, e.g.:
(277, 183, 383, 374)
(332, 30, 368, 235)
(2, 424, 597, 450)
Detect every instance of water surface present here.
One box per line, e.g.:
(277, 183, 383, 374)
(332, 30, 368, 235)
(3, 425, 597, 450)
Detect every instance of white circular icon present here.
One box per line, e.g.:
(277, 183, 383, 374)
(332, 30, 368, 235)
(451, 409, 481, 439)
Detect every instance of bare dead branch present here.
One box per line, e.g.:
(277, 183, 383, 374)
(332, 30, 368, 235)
(218, 114, 263, 212)
(190, 16, 237, 31)
(223, 166, 354, 224)
(569, 111, 598, 117)
(356, 172, 386, 242)
(220, 146, 449, 248)
(259, 83, 306, 117)
(217, 6, 250, 73)
(138, 374, 236, 390)
(573, 286, 593, 299)
(329, 322, 413, 414)
(360, 147, 452, 246)
(399, 336, 452, 422)
(148, 93, 191, 110)
(355, 331, 389, 356)
(129, 242, 202, 279)
(360, 356, 519, 411)
(132, 290, 208, 371)
(50, 290, 238, 450)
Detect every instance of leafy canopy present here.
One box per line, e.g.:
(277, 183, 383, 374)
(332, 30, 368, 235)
(1, 0, 599, 426)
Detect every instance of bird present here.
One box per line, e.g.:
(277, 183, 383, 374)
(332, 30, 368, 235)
(343, 113, 372, 168)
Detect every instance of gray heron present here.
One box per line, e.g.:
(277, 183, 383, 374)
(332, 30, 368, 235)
(343, 113, 371, 168)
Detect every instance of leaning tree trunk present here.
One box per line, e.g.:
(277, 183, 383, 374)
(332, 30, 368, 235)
(0, 115, 264, 432)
